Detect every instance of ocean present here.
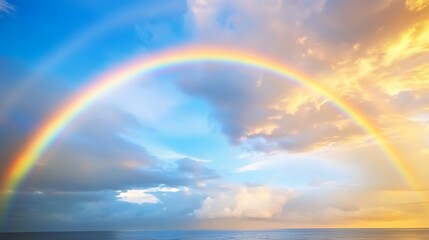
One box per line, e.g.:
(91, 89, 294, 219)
(1, 228, 428, 240)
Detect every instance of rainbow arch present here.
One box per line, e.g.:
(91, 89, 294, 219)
(0, 45, 424, 215)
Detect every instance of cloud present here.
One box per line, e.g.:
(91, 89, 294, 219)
(0, 61, 219, 192)
(279, 185, 429, 228)
(117, 189, 161, 204)
(116, 186, 180, 204)
(175, 0, 429, 161)
(0, 60, 77, 179)
(0, 60, 221, 232)
(191, 180, 424, 228)
(191, 180, 429, 229)
(406, 0, 429, 12)
(0, 0, 13, 14)
(176, 0, 379, 153)
(235, 161, 269, 173)
(24, 137, 219, 191)
(381, 20, 429, 67)
(177, 158, 219, 179)
(4, 189, 202, 231)
(3, 0, 429, 231)
(194, 185, 291, 219)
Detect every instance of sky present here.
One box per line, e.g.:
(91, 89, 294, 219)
(0, 0, 429, 232)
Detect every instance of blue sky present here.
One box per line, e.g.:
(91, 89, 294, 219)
(1, 0, 429, 231)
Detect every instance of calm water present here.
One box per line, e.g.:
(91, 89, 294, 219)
(1, 229, 429, 240)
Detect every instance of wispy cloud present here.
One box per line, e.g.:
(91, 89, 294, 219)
(406, 0, 429, 12)
(235, 161, 269, 173)
(0, 0, 13, 14)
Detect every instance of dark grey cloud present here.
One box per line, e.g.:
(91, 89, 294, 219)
(0, 59, 219, 231)
(0, 59, 218, 191)
(177, 158, 219, 179)
(175, 63, 365, 153)
(20, 103, 219, 191)
(4, 189, 203, 231)
(24, 140, 219, 191)
(176, 64, 287, 143)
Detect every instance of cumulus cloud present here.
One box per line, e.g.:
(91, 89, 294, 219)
(191, 180, 429, 229)
(194, 185, 291, 219)
(117, 186, 180, 204)
(117, 189, 161, 204)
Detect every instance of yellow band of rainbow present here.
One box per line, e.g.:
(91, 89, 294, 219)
(1, 45, 425, 217)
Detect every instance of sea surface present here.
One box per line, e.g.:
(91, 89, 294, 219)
(1, 228, 429, 240)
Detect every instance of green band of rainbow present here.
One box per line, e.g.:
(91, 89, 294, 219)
(1, 45, 425, 217)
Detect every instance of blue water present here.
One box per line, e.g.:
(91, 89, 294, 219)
(1, 229, 428, 240)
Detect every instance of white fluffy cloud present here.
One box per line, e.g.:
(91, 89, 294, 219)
(116, 186, 180, 204)
(194, 185, 291, 219)
(117, 189, 160, 204)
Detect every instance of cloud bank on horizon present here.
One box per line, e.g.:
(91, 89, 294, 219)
(1, 0, 429, 231)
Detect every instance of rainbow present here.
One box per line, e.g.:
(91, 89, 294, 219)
(0, 45, 425, 215)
